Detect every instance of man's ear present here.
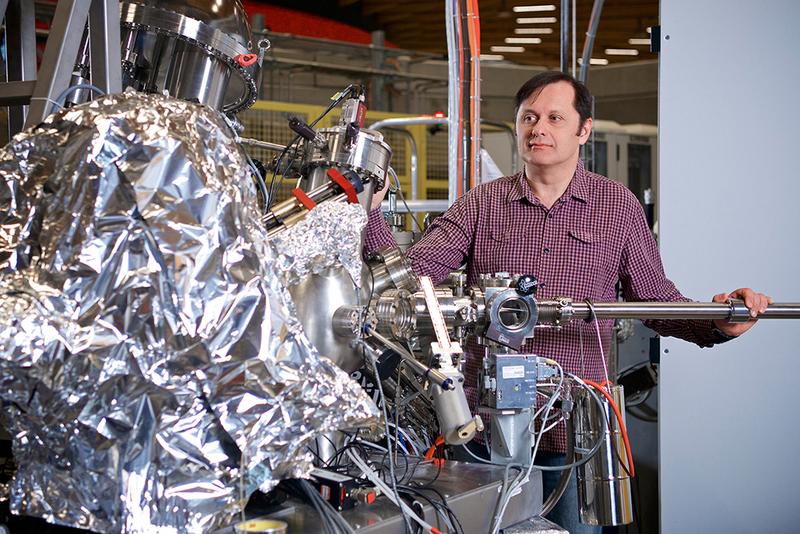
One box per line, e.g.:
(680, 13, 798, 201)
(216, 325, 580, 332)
(577, 117, 593, 144)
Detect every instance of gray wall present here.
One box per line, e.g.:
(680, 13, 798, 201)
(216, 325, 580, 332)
(659, 1, 800, 533)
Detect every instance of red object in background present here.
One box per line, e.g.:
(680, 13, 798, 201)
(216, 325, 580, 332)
(242, 2, 396, 47)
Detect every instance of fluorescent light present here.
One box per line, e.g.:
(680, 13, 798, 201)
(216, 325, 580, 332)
(513, 4, 556, 12)
(628, 38, 651, 46)
(490, 45, 526, 53)
(480, 54, 505, 61)
(605, 48, 639, 56)
(517, 17, 557, 24)
(505, 37, 542, 44)
(578, 58, 609, 66)
(515, 27, 553, 35)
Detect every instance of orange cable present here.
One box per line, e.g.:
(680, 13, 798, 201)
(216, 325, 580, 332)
(583, 379, 636, 477)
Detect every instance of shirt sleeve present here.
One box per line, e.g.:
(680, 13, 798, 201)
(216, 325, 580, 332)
(405, 192, 478, 284)
(364, 191, 480, 285)
(363, 207, 398, 254)
(618, 195, 722, 347)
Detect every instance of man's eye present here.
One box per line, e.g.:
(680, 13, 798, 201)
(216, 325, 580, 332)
(550, 115, 563, 122)
(525, 115, 537, 123)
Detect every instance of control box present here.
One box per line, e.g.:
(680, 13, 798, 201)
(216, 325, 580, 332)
(482, 354, 538, 409)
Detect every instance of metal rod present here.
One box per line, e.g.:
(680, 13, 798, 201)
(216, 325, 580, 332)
(568, 301, 800, 322)
(380, 199, 450, 213)
(367, 328, 455, 391)
(369, 116, 449, 131)
(560, 0, 569, 73)
(446, 0, 461, 205)
(237, 136, 286, 153)
(579, 0, 605, 83)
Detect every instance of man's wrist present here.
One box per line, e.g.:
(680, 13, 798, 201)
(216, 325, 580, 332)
(711, 326, 738, 343)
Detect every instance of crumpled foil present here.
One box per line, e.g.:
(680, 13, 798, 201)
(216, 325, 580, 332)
(272, 202, 367, 287)
(0, 92, 377, 533)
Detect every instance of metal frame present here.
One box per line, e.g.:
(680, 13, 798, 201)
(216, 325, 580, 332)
(0, 0, 123, 134)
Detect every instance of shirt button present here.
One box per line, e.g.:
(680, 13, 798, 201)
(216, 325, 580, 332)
(543, 247, 551, 254)
(547, 213, 554, 219)
(539, 283, 546, 289)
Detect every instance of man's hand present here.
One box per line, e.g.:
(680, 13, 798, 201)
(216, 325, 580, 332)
(712, 288, 773, 337)
(370, 177, 391, 211)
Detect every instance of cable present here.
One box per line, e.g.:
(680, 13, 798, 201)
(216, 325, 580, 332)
(366, 346, 415, 533)
(347, 449, 440, 533)
(53, 83, 105, 110)
(583, 378, 635, 477)
(388, 167, 423, 233)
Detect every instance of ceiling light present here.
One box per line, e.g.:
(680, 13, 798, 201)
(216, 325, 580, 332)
(516, 17, 557, 24)
(513, 4, 556, 12)
(515, 27, 553, 35)
(605, 48, 639, 56)
(490, 45, 526, 53)
(578, 58, 609, 66)
(646, 27, 652, 34)
(480, 54, 505, 61)
(505, 37, 542, 44)
(628, 38, 651, 45)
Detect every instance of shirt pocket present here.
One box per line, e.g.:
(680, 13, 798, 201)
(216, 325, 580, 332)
(474, 222, 525, 275)
(563, 228, 599, 297)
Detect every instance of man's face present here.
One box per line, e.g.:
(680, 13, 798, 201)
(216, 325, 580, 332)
(515, 81, 592, 172)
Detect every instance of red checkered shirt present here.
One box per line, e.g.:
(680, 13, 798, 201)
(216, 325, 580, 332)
(364, 160, 720, 453)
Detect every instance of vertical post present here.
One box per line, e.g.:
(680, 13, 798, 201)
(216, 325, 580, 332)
(560, 0, 570, 73)
(89, 0, 122, 95)
(371, 30, 386, 111)
(4, 0, 37, 137)
(25, 0, 93, 128)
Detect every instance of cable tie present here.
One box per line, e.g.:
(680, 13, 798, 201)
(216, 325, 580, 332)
(583, 299, 597, 323)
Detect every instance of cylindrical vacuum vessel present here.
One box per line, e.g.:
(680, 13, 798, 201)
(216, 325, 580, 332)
(573, 383, 634, 526)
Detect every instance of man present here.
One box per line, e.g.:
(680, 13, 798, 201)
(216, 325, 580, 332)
(363, 71, 770, 533)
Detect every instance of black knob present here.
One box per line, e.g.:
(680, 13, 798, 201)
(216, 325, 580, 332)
(516, 274, 538, 296)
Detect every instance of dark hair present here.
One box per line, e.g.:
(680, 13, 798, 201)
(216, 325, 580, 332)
(514, 71, 593, 129)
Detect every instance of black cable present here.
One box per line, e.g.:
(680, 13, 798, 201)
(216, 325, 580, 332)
(265, 133, 302, 210)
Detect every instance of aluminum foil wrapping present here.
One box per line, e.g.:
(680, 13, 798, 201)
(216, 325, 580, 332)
(272, 202, 367, 288)
(0, 92, 378, 533)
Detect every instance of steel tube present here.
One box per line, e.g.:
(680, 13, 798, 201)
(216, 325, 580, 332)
(237, 136, 286, 153)
(560, 0, 569, 73)
(367, 328, 455, 391)
(368, 116, 448, 130)
(380, 199, 450, 213)
(569, 301, 800, 321)
(381, 127, 419, 200)
(579, 0, 605, 83)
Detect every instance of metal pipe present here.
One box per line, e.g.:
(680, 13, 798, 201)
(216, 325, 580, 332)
(266, 55, 447, 82)
(579, 0, 605, 83)
(378, 127, 419, 199)
(481, 119, 519, 173)
(569, 301, 800, 322)
(380, 199, 450, 213)
(366, 328, 455, 391)
(237, 136, 286, 153)
(466, 0, 481, 192)
(560, 0, 569, 73)
(368, 116, 448, 130)
(445, 0, 461, 205)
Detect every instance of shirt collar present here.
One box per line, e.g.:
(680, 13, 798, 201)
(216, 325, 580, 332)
(509, 159, 591, 205)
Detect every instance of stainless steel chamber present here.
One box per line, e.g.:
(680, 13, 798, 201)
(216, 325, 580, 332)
(120, 0, 262, 113)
